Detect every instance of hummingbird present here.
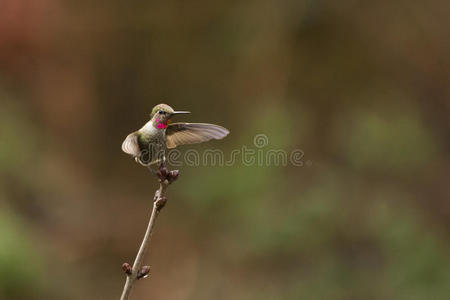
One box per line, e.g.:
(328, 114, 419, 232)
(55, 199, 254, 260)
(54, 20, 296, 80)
(122, 104, 229, 166)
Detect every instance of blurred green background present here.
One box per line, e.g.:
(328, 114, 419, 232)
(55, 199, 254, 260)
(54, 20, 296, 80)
(1, 1, 449, 299)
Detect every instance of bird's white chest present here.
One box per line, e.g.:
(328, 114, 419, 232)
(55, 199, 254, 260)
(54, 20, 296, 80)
(140, 121, 157, 134)
(139, 121, 166, 141)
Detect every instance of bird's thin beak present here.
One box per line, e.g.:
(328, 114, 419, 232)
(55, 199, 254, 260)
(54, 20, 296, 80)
(172, 111, 190, 115)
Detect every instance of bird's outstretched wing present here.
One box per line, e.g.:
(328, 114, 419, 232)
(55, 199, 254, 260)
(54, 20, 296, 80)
(166, 123, 229, 149)
(121, 131, 141, 156)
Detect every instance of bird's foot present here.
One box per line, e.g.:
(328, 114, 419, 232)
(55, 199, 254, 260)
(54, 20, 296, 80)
(155, 163, 179, 185)
(147, 166, 157, 176)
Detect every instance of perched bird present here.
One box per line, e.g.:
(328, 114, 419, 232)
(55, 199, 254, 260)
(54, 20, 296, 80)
(122, 104, 229, 166)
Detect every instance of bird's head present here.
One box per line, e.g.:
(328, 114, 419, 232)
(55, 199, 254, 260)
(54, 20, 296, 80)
(150, 104, 190, 129)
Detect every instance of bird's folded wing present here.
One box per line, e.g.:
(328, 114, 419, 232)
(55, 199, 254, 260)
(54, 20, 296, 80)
(121, 132, 141, 156)
(166, 123, 229, 149)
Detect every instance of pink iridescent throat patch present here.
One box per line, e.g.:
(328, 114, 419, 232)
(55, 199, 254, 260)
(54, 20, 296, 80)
(155, 118, 168, 129)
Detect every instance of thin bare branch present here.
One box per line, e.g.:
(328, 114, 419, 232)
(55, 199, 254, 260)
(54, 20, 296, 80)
(119, 165, 176, 300)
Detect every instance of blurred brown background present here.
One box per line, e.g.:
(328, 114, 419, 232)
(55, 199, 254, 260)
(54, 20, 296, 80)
(1, 0, 449, 299)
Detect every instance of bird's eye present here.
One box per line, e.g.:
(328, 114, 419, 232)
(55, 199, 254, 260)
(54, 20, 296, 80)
(158, 110, 164, 114)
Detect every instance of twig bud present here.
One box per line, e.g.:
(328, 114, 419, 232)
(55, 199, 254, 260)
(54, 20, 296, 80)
(137, 266, 151, 279)
(156, 163, 168, 181)
(155, 196, 167, 210)
(122, 263, 132, 275)
(156, 170, 163, 181)
(168, 170, 179, 184)
(159, 164, 168, 177)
